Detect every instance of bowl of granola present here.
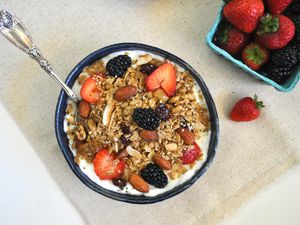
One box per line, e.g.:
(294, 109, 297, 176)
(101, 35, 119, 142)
(55, 43, 219, 203)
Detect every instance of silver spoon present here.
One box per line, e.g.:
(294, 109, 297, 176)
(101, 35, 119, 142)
(0, 9, 79, 103)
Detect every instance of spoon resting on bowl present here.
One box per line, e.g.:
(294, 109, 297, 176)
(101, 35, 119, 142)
(0, 9, 79, 103)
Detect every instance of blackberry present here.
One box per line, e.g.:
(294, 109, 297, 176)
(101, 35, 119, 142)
(264, 66, 291, 84)
(292, 0, 300, 15)
(290, 44, 300, 61)
(155, 103, 170, 121)
(140, 164, 168, 188)
(292, 16, 300, 42)
(140, 63, 157, 75)
(132, 108, 160, 130)
(106, 55, 132, 77)
(271, 47, 297, 68)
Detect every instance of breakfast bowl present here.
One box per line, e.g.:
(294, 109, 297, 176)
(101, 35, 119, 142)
(55, 43, 219, 204)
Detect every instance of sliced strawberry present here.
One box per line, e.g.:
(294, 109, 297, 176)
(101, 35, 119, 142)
(144, 63, 176, 97)
(181, 143, 202, 165)
(93, 149, 125, 180)
(80, 74, 104, 105)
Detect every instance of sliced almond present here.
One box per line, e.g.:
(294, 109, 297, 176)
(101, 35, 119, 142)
(103, 102, 116, 126)
(153, 155, 172, 170)
(129, 174, 149, 193)
(126, 146, 142, 160)
(165, 143, 177, 151)
(136, 54, 153, 65)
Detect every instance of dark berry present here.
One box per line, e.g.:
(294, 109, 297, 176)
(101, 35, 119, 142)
(264, 65, 291, 84)
(120, 123, 130, 134)
(271, 47, 297, 68)
(106, 55, 132, 77)
(155, 103, 170, 121)
(112, 178, 127, 190)
(140, 163, 168, 188)
(132, 108, 160, 130)
(140, 63, 157, 75)
(290, 44, 300, 61)
(292, 0, 300, 15)
(120, 135, 131, 146)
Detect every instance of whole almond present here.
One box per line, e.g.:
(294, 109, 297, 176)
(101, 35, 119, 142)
(78, 100, 91, 118)
(153, 155, 172, 170)
(113, 85, 138, 101)
(139, 130, 159, 141)
(129, 174, 149, 193)
(117, 149, 129, 159)
(176, 127, 195, 145)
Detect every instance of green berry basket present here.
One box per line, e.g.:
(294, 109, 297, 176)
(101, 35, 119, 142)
(206, 4, 300, 92)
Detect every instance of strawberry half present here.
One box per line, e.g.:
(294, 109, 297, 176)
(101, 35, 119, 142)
(255, 14, 295, 49)
(230, 95, 265, 122)
(144, 63, 176, 97)
(181, 143, 202, 165)
(242, 43, 269, 71)
(266, 0, 293, 14)
(80, 74, 105, 104)
(93, 149, 125, 180)
(223, 0, 264, 33)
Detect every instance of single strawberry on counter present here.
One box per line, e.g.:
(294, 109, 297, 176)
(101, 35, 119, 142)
(144, 63, 176, 97)
(255, 14, 295, 49)
(242, 43, 269, 70)
(181, 143, 202, 165)
(216, 24, 249, 55)
(80, 74, 105, 104)
(266, 0, 293, 15)
(93, 149, 125, 180)
(223, 0, 264, 33)
(230, 95, 265, 122)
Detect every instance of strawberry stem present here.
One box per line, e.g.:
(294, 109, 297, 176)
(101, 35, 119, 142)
(256, 14, 279, 35)
(254, 94, 265, 109)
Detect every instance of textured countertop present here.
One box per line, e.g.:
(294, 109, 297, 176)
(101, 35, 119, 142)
(0, 1, 299, 225)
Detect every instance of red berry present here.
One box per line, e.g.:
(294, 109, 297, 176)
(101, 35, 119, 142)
(255, 14, 295, 50)
(217, 25, 249, 55)
(266, 0, 293, 14)
(181, 143, 202, 165)
(242, 43, 269, 71)
(93, 149, 125, 180)
(223, 0, 264, 33)
(230, 95, 265, 122)
(80, 74, 105, 104)
(144, 63, 177, 97)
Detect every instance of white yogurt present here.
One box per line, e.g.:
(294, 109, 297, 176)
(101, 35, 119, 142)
(64, 50, 211, 196)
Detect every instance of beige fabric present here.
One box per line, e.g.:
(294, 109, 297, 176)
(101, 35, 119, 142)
(0, 0, 299, 225)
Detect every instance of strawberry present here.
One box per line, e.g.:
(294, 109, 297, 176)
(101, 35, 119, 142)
(181, 143, 202, 165)
(255, 14, 295, 49)
(144, 63, 176, 97)
(223, 0, 264, 33)
(80, 74, 104, 104)
(230, 95, 265, 122)
(93, 149, 125, 180)
(242, 43, 269, 70)
(266, 0, 293, 14)
(216, 24, 249, 55)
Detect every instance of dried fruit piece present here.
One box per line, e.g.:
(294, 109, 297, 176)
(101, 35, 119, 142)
(139, 130, 159, 141)
(153, 155, 172, 170)
(129, 174, 149, 193)
(120, 135, 131, 146)
(113, 85, 138, 101)
(155, 103, 170, 121)
(117, 149, 129, 159)
(120, 123, 131, 134)
(112, 178, 127, 189)
(176, 127, 195, 145)
(78, 100, 91, 118)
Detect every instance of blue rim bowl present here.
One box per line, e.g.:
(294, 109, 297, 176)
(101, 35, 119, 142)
(55, 43, 219, 204)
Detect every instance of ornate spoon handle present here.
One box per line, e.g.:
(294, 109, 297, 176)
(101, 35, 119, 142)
(0, 9, 79, 103)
